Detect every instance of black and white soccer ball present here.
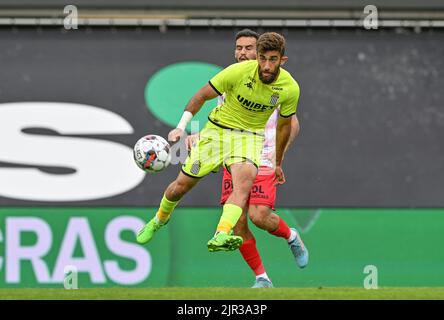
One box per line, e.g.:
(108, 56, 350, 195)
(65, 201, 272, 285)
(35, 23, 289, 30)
(133, 134, 171, 173)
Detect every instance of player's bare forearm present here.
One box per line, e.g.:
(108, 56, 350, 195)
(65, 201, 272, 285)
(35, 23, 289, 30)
(276, 116, 292, 167)
(184, 83, 219, 115)
(283, 115, 300, 154)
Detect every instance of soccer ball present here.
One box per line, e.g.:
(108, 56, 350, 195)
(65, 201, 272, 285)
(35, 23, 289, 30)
(133, 135, 171, 173)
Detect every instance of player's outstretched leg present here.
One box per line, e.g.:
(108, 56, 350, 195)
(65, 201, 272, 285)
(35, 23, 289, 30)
(137, 172, 199, 245)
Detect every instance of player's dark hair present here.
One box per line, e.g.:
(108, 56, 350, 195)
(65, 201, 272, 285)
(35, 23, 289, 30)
(235, 29, 259, 41)
(257, 32, 286, 56)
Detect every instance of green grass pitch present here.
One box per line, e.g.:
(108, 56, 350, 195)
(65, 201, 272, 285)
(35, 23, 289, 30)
(1, 287, 444, 300)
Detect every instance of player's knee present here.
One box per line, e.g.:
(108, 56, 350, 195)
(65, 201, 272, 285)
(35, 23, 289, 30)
(249, 206, 270, 228)
(249, 213, 264, 228)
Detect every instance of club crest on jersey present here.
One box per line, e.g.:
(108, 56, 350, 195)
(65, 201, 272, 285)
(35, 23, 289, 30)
(269, 93, 280, 105)
(191, 160, 201, 175)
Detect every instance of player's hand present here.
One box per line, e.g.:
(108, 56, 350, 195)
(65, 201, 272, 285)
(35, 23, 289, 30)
(168, 128, 184, 143)
(185, 134, 199, 151)
(275, 165, 286, 185)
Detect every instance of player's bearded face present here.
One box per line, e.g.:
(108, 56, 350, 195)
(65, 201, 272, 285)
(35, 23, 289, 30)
(258, 64, 279, 84)
(258, 51, 282, 84)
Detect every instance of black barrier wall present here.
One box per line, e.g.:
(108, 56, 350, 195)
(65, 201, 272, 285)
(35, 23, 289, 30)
(0, 27, 443, 207)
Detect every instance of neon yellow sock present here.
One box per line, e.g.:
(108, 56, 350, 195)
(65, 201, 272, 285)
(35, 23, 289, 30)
(216, 204, 242, 234)
(155, 194, 179, 224)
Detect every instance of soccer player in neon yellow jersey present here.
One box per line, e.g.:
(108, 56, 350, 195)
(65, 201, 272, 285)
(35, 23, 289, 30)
(188, 29, 308, 288)
(137, 32, 302, 255)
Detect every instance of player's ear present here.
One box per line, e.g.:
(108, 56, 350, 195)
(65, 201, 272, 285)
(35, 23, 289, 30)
(280, 55, 289, 65)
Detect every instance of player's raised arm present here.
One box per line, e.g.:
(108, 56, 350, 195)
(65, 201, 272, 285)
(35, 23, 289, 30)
(184, 83, 220, 116)
(168, 83, 220, 143)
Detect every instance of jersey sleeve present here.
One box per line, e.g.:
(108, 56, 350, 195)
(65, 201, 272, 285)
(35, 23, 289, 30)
(279, 82, 300, 118)
(208, 63, 239, 96)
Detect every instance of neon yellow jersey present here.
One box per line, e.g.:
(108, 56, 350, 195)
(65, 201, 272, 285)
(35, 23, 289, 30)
(208, 60, 300, 133)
